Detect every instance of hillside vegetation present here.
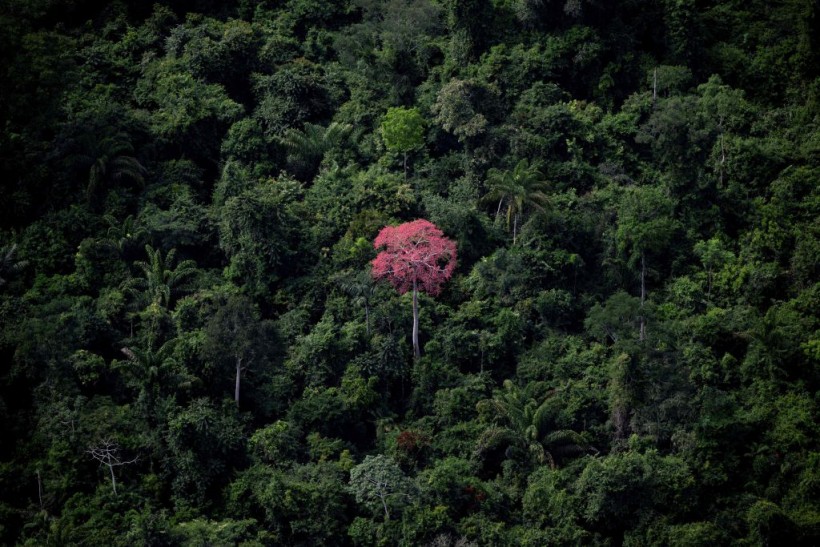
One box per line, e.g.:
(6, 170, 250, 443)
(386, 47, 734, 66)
(0, 0, 818, 544)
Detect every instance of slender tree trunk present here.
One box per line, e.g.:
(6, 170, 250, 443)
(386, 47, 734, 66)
(513, 213, 519, 245)
(707, 267, 713, 300)
(235, 356, 242, 406)
(403, 151, 408, 181)
(639, 254, 646, 342)
(653, 67, 658, 103)
(718, 120, 726, 187)
(381, 494, 390, 521)
(109, 464, 117, 496)
(37, 470, 43, 510)
(412, 278, 420, 359)
(480, 334, 484, 374)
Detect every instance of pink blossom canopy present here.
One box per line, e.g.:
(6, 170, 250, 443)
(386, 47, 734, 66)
(371, 219, 457, 296)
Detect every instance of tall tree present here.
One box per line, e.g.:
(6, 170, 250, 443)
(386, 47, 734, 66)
(79, 131, 146, 204)
(126, 245, 197, 310)
(372, 220, 457, 359)
(87, 440, 138, 496)
(202, 294, 275, 407)
(482, 159, 550, 245)
(336, 270, 379, 337)
(476, 380, 594, 469)
(614, 185, 678, 341)
(349, 454, 415, 521)
(380, 107, 425, 180)
(0, 243, 27, 288)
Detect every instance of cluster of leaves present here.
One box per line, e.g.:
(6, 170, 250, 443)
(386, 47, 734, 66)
(0, 0, 818, 545)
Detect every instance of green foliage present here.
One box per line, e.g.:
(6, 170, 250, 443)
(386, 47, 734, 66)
(1, 1, 819, 544)
(476, 379, 594, 473)
(432, 79, 491, 144)
(380, 106, 426, 179)
(585, 291, 643, 344)
(220, 117, 276, 173)
(349, 454, 415, 520)
(135, 57, 243, 148)
(282, 121, 352, 181)
(482, 159, 551, 244)
(228, 461, 352, 545)
(575, 448, 695, 535)
(252, 60, 339, 135)
(381, 107, 425, 154)
(165, 398, 246, 508)
(126, 245, 197, 310)
(218, 179, 303, 297)
(169, 517, 272, 546)
(0, 243, 29, 289)
(614, 184, 679, 270)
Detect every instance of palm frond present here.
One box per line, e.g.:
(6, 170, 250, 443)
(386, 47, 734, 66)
(281, 122, 352, 179)
(128, 245, 197, 308)
(475, 426, 520, 456)
(0, 244, 28, 287)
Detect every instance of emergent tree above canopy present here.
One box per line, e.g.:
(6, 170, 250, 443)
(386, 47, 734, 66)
(372, 219, 457, 358)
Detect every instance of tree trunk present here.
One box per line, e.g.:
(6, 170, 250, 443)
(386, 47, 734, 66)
(652, 67, 658, 103)
(707, 267, 713, 300)
(37, 470, 43, 510)
(412, 278, 420, 359)
(639, 254, 646, 342)
(513, 213, 518, 245)
(109, 464, 117, 496)
(715, 115, 726, 188)
(403, 151, 408, 181)
(235, 356, 242, 406)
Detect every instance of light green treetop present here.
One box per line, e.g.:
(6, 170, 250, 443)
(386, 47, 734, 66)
(380, 106, 426, 179)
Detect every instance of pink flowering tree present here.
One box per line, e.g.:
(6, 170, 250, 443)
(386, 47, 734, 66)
(372, 219, 457, 359)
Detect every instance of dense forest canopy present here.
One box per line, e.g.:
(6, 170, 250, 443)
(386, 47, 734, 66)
(0, 0, 818, 544)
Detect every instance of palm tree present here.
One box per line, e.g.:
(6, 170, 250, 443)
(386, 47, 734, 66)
(100, 214, 146, 255)
(475, 380, 594, 469)
(280, 121, 352, 181)
(482, 159, 551, 244)
(0, 243, 28, 288)
(70, 129, 146, 203)
(119, 339, 193, 403)
(125, 245, 197, 309)
(336, 270, 379, 336)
